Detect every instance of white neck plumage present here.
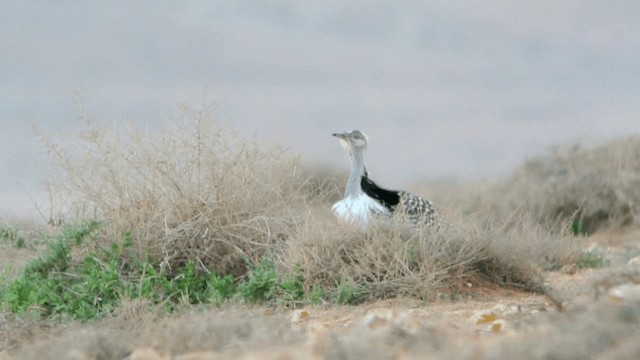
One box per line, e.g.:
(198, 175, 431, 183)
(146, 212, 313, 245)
(333, 145, 389, 224)
(345, 148, 366, 198)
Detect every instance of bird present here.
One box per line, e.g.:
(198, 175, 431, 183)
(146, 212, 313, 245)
(331, 130, 438, 227)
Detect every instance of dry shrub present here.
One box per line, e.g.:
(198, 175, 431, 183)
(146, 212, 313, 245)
(470, 214, 577, 294)
(39, 102, 320, 276)
(494, 136, 640, 232)
(447, 213, 577, 294)
(293, 163, 346, 205)
(284, 210, 574, 299)
(284, 218, 477, 299)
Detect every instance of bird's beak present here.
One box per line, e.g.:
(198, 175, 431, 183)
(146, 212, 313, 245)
(333, 132, 353, 151)
(332, 132, 348, 139)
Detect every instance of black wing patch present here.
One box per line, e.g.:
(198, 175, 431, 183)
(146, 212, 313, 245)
(360, 174, 400, 212)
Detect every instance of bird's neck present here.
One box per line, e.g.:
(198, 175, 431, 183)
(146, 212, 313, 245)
(346, 149, 366, 197)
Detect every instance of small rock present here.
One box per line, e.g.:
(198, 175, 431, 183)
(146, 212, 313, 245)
(471, 306, 511, 333)
(628, 256, 640, 266)
(475, 313, 499, 325)
(364, 307, 397, 320)
(174, 351, 220, 360)
(562, 264, 578, 275)
(491, 304, 509, 314)
(68, 350, 91, 360)
(306, 323, 331, 353)
(236, 347, 305, 360)
(125, 347, 168, 360)
(472, 304, 509, 325)
(487, 319, 507, 333)
(360, 313, 389, 330)
(361, 307, 426, 334)
(396, 309, 428, 333)
(608, 283, 640, 304)
(291, 309, 310, 324)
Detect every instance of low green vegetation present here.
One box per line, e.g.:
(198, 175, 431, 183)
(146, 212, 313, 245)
(571, 217, 589, 236)
(333, 279, 368, 305)
(575, 250, 608, 269)
(0, 221, 366, 321)
(0, 224, 26, 249)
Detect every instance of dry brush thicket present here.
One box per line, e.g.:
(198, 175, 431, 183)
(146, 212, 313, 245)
(491, 137, 640, 233)
(38, 106, 640, 301)
(40, 105, 326, 278)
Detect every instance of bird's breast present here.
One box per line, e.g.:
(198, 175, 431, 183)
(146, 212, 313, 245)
(332, 193, 390, 224)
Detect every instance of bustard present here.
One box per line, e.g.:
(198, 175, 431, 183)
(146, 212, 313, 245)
(332, 130, 438, 226)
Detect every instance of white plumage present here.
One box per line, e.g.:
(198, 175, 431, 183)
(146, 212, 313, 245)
(332, 192, 390, 224)
(332, 130, 438, 227)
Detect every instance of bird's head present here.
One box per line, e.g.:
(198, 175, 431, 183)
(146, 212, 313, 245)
(332, 130, 369, 152)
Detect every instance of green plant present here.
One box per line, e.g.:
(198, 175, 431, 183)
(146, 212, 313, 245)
(63, 256, 123, 319)
(571, 217, 589, 236)
(280, 263, 305, 303)
(63, 220, 99, 245)
(239, 258, 278, 303)
(309, 285, 327, 305)
(2, 221, 124, 319)
(333, 279, 367, 305)
(168, 261, 209, 304)
(24, 220, 99, 277)
(207, 272, 237, 304)
(133, 262, 170, 303)
(576, 251, 608, 269)
(0, 225, 25, 248)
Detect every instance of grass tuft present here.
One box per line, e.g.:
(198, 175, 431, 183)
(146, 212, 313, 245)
(0, 224, 26, 249)
(576, 250, 608, 269)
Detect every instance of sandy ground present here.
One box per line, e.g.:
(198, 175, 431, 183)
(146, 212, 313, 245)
(2, 227, 640, 360)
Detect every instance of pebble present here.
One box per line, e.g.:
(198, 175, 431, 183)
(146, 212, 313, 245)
(628, 256, 640, 266)
(291, 309, 310, 324)
(607, 283, 640, 304)
(124, 348, 168, 360)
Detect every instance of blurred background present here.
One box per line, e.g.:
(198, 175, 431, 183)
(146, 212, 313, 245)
(2, 1, 639, 219)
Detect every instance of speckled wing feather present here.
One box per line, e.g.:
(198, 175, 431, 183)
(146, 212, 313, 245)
(360, 173, 438, 226)
(397, 191, 438, 226)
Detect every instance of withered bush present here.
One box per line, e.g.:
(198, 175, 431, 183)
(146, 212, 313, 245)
(494, 137, 640, 233)
(284, 211, 576, 299)
(284, 219, 472, 299)
(469, 213, 575, 293)
(39, 102, 322, 277)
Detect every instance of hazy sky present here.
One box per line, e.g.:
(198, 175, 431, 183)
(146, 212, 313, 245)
(2, 1, 640, 219)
